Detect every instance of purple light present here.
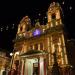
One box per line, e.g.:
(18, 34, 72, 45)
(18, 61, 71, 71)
(33, 29, 41, 36)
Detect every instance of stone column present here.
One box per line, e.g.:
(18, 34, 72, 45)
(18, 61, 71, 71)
(39, 57, 44, 75)
(21, 59, 25, 75)
(61, 34, 68, 64)
(25, 59, 28, 75)
(47, 37, 50, 66)
(38, 58, 40, 75)
(38, 44, 40, 50)
(33, 45, 35, 50)
(44, 58, 47, 75)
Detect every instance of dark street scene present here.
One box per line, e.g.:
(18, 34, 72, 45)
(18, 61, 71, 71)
(0, 0, 74, 75)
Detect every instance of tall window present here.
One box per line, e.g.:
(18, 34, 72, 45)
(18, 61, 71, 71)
(40, 43, 43, 50)
(30, 45, 33, 50)
(34, 44, 38, 50)
(52, 14, 56, 26)
(20, 26, 23, 31)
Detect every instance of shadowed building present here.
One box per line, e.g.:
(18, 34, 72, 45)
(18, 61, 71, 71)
(12, 2, 71, 75)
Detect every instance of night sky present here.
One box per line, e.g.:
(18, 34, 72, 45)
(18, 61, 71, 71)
(0, 0, 73, 54)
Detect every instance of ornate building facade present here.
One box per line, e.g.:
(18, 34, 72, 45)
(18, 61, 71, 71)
(12, 2, 71, 75)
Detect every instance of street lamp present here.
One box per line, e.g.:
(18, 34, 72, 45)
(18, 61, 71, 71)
(10, 52, 19, 68)
(10, 53, 13, 56)
(10, 51, 15, 69)
(10, 52, 14, 69)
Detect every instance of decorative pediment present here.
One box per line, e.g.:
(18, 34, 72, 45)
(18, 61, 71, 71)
(20, 49, 47, 56)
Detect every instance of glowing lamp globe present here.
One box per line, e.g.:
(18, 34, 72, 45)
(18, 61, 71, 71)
(33, 29, 41, 36)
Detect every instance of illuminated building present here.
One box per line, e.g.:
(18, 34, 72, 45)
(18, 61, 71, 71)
(0, 51, 10, 74)
(12, 2, 71, 75)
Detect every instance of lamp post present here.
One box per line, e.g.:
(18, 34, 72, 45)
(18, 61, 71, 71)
(10, 52, 14, 69)
(10, 51, 20, 67)
(10, 48, 16, 69)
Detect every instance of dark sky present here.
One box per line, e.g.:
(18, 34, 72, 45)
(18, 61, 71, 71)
(0, 0, 73, 54)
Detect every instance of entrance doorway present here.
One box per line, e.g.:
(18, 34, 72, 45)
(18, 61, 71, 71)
(21, 55, 46, 75)
(25, 58, 38, 75)
(33, 62, 39, 75)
